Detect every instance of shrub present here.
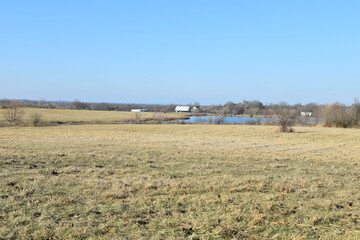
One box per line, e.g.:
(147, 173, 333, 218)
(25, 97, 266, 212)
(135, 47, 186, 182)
(2, 101, 25, 125)
(321, 103, 357, 128)
(275, 102, 298, 132)
(30, 112, 43, 127)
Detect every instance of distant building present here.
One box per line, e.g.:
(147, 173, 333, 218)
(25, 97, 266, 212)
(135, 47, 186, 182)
(131, 109, 150, 112)
(300, 112, 312, 117)
(191, 106, 199, 112)
(175, 106, 191, 113)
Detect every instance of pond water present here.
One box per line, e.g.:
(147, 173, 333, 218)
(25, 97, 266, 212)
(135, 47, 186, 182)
(180, 116, 275, 124)
(171, 116, 321, 125)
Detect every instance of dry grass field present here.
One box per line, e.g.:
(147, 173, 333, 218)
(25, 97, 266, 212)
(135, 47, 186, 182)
(1, 124, 360, 239)
(0, 108, 187, 125)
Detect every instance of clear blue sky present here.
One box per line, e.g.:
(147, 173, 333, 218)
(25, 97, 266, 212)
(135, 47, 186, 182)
(1, 0, 359, 105)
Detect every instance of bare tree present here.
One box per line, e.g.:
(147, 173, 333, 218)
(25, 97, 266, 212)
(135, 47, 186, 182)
(276, 102, 297, 132)
(2, 101, 25, 125)
(38, 98, 48, 108)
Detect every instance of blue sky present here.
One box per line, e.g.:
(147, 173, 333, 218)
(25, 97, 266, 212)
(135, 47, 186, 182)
(1, 1, 359, 105)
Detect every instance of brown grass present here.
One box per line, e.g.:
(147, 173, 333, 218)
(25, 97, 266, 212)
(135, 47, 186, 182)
(0, 108, 187, 126)
(1, 125, 360, 239)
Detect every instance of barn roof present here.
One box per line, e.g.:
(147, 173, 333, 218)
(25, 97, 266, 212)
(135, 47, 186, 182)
(175, 106, 191, 111)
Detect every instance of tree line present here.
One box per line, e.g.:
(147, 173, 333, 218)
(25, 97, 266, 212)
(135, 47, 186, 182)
(0, 99, 177, 112)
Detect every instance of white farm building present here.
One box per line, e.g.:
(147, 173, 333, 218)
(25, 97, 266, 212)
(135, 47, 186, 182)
(300, 112, 312, 117)
(131, 109, 150, 112)
(175, 106, 191, 113)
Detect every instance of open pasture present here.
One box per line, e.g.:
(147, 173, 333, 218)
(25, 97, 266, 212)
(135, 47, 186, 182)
(0, 108, 186, 125)
(1, 125, 360, 239)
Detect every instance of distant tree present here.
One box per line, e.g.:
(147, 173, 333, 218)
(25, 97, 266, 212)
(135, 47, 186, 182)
(71, 99, 90, 110)
(192, 101, 200, 108)
(2, 101, 25, 125)
(233, 103, 245, 115)
(38, 98, 48, 108)
(223, 101, 235, 115)
(243, 100, 264, 116)
(352, 98, 360, 126)
(164, 104, 177, 113)
(246, 107, 259, 117)
(275, 102, 297, 132)
(304, 103, 319, 113)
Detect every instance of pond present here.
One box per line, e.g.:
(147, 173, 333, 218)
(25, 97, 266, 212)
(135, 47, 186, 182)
(169, 116, 321, 125)
(179, 116, 275, 124)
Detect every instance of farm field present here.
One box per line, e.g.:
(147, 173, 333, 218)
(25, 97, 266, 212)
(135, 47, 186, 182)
(1, 124, 360, 239)
(0, 108, 187, 125)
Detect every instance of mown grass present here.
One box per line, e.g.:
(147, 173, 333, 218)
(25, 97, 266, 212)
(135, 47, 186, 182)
(1, 125, 360, 239)
(0, 108, 187, 126)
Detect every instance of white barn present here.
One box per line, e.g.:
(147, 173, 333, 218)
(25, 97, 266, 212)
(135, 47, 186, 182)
(175, 106, 191, 113)
(131, 109, 150, 112)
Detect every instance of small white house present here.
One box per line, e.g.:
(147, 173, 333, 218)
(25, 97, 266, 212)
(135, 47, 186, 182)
(131, 109, 150, 112)
(300, 112, 312, 117)
(175, 106, 191, 113)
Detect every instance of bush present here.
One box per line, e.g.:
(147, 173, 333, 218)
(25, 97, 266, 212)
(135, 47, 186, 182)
(321, 103, 357, 128)
(275, 102, 298, 133)
(30, 112, 43, 127)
